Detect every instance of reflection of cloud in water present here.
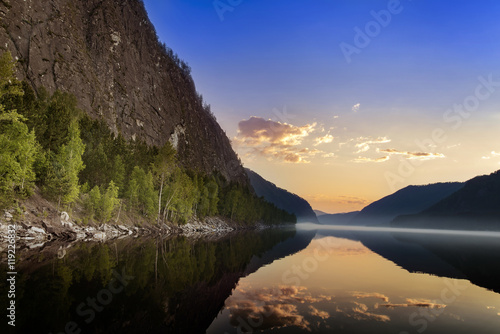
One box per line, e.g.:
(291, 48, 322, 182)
(350, 302, 391, 322)
(352, 291, 390, 303)
(225, 285, 333, 331)
(229, 302, 310, 331)
(308, 305, 329, 319)
(377, 298, 446, 309)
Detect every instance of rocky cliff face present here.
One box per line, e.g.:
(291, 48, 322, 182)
(0, 0, 247, 183)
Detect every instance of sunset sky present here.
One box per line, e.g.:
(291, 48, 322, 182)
(144, 0, 500, 213)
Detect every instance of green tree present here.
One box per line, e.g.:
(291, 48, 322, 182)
(84, 185, 102, 221)
(44, 120, 85, 206)
(0, 52, 37, 207)
(0, 112, 38, 206)
(101, 181, 120, 222)
(126, 166, 157, 218)
(0, 51, 23, 99)
(110, 155, 125, 196)
(151, 143, 177, 223)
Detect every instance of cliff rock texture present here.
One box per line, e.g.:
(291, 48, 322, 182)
(0, 0, 247, 183)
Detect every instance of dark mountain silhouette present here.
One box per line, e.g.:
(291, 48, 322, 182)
(352, 182, 464, 225)
(317, 211, 359, 225)
(245, 168, 319, 223)
(313, 210, 329, 217)
(394, 170, 500, 229)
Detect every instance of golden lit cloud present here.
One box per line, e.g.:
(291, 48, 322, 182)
(351, 302, 391, 322)
(379, 149, 445, 160)
(236, 116, 316, 147)
(314, 134, 334, 146)
(234, 116, 317, 163)
(224, 285, 335, 332)
(352, 292, 390, 303)
(355, 137, 391, 153)
(353, 156, 390, 163)
(307, 194, 369, 206)
(377, 298, 446, 309)
(309, 306, 330, 320)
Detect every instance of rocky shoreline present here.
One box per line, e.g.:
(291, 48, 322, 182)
(0, 210, 271, 250)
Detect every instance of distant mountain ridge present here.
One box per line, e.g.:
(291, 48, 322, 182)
(313, 210, 329, 217)
(317, 211, 359, 225)
(245, 169, 319, 223)
(352, 182, 465, 225)
(394, 170, 500, 229)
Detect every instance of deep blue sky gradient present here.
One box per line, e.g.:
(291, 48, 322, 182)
(143, 0, 500, 129)
(142, 0, 500, 212)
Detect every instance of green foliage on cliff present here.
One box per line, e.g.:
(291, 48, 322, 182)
(0, 51, 296, 225)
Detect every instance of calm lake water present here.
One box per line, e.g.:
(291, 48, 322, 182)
(2, 223, 500, 333)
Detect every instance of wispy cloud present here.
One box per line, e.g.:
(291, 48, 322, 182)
(307, 194, 369, 206)
(314, 134, 334, 146)
(352, 292, 389, 303)
(351, 302, 391, 322)
(481, 151, 500, 160)
(309, 306, 330, 320)
(355, 137, 391, 153)
(353, 156, 390, 163)
(379, 149, 445, 160)
(377, 298, 446, 310)
(352, 103, 360, 112)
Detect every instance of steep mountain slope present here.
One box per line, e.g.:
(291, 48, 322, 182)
(424, 170, 500, 216)
(245, 168, 319, 223)
(317, 211, 359, 225)
(394, 170, 500, 229)
(313, 210, 328, 217)
(0, 0, 247, 183)
(353, 182, 464, 225)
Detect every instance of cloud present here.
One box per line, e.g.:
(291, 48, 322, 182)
(234, 117, 317, 163)
(322, 153, 335, 158)
(236, 117, 316, 147)
(307, 194, 369, 206)
(314, 134, 334, 146)
(309, 306, 329, 320)
(351, 302, 391, 322)
(228, 301, 310, 332)
(379, 149, 445, 161)
(225, 285, 334, 332)
(353, 156, 390, 163)
(482, 151, 500, 160)
(352, 103, 360, 112)
(377, 298, 446, 309)
(352, 292, 390, 303)
(355, 137, 391, 153)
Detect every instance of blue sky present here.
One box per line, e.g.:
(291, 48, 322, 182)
(143, 0, 500, 212)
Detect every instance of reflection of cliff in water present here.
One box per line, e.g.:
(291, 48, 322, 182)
(0, 228, 316, 334)
(316, 228, 500, 295)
